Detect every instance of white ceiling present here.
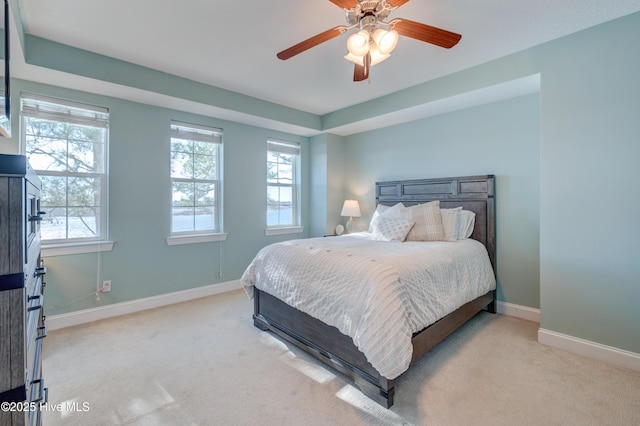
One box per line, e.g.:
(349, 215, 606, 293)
(11, 0, 640, 119)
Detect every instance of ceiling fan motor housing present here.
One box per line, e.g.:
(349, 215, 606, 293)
(360, 13, 378, 32)
(346, 1, 392, 31)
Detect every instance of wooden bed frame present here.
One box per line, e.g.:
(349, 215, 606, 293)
(253, 175, 496, 407)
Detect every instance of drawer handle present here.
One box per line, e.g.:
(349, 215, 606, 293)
(31, 379, 46, 403)
(37, 325, 47, 340)
(28, 294, 42, 304)
(28, 303, 43, 312)
(35, 267, 47, 277)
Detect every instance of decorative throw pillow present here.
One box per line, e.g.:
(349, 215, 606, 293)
(379, 202, 406, 220)
(441, 207, 463, 242)
(405, 200, 445, 241)
(458, 210, 476, 239)
(367, 203, 392, 233)
(371, 216, 415, 242)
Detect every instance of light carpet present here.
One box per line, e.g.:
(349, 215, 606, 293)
(42, 289, 640, 425)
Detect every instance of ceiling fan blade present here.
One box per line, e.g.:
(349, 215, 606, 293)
(392, 18, 461, 48)
(386, 0, 410, 7)
(353, 53, 370, 82)
(328, 0, 358, 9)
(277, 26, 347, 60)
(353, 64, 369, 82)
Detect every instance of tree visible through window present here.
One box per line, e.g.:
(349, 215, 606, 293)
(22, 94, 109, 242)
(267, 140, 299, 227)
(170, 122, 222, 234)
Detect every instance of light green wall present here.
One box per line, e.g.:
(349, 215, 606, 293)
(310, 135, 329, 237)
(6, 79, 310, 315)
(342, 94, 541, 308)
(309, 133, 346, 237)
(326, 134, 346, 234)
(536, 13, 640, 352)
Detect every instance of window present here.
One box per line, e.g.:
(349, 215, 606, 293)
(22, 93, 109, 244)
(267, 140, 300, 231)
(170, 121, 222, 236)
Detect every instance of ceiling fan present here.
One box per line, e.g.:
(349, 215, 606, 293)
(277, 0, 462, 82)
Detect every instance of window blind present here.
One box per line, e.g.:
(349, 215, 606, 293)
(268, 140, 299, 155)
(171, 121, 222, 143)
(21, 93, 109, 128)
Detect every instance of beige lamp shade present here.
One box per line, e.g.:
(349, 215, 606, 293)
(341, 199, 361, 218)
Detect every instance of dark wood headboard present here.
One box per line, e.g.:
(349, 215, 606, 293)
(375, 175, 496, 272)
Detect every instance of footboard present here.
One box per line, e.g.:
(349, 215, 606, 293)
(254, 288, 395, 407)
(253, 287, 495, 407)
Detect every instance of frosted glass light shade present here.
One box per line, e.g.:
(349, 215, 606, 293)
(373, 29, 398, 55)
(344, 52, 364, 66)
(347, 30, 370, 57)
(369, 43, 390, 66)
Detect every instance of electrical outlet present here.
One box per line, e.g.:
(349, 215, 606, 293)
(101, 280, 112, 292)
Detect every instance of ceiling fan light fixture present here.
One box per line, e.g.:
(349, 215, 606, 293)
(346, 29, 370, 56)
(373, 28, 398, 55)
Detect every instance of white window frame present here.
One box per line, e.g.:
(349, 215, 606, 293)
(21, 93, 112, 255)
(266, 139, 302, 236)
(167, 121, 225, 246)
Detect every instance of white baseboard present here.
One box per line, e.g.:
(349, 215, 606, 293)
(496, 301, 540, 323)
(498, 303, 640, 372)
(47, 280, 242, 330)
(538, 328, 640, 372)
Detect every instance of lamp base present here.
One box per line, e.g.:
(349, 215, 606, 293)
(345, 218, 354, 234)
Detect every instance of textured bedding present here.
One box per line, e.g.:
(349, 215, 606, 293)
(241, 233, 496, 379)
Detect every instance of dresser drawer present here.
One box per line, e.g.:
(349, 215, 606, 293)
(25, 256, 45, 344)
(24, 246, 43, 297)
(25, 279, 43, 344)
(25, 305, 43, 365)
(28, 337, 45, 403)
(25, 180, 42, 266)
(0, 287, 26, 397)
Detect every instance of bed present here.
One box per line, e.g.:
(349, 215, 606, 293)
(242, 175, 496, 407)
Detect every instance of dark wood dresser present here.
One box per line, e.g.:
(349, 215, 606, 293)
(0, 154, 47, 426)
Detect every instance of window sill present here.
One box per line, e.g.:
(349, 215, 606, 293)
(265, 226, 304, 236)
(42, 241, 115, 257)
(166, 233, 228, 246)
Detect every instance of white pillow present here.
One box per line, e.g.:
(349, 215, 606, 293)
(380, 202, 406, 219)
(367, 203, 391, 233)
(371, 216, 415, 242)
(404, 200, 445, 241)
(440, 207, 463, 242)
(458, 210, 476, 239)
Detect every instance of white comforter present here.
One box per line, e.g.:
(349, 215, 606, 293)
(241, 233, 496, 379)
